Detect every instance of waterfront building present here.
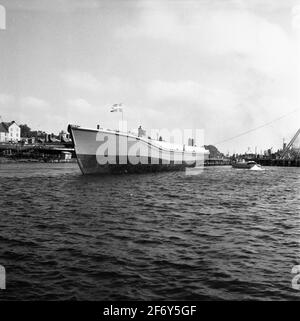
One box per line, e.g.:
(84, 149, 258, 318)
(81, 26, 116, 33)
(0, 121, 21, 143)
(58, 130, 71, 143)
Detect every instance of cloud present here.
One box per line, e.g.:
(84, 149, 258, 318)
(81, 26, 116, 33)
(0, 93, 14, 104)
(2, 0, 100, 12)
(1, 0, 298, 152)
(117, 1, 295, 77)
(20, 96, 50, 109)
(147, 80, 237, 110)
(62, 71, 102, 92)
(67, 98, 93, 111)
(112, 0, 299, 152)
(0, 95, 54, 131)
(61, 71, 128, 98)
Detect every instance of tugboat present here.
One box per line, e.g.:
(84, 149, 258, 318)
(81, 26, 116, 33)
(232, 160, 262, 169)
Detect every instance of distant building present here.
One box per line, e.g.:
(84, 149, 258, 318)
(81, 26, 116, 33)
(47, 134, 60, 143)
(29, 130, 47, 140)
(0, 121, 21, 143)
(28, 137, 35, 144)
(21, 137, 36, 145)
(138, 126, 146, 137)
(188, 138, 194, 146)
(61, 151, 72, 161)
(58, 130, 71, 143)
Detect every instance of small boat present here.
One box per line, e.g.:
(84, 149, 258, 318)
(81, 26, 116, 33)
(232, 160, 262, 169)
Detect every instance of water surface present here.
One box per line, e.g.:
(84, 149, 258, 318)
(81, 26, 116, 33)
(0, 163, 299, 300)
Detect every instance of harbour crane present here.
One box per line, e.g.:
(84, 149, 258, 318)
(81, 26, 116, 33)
(280, 128, 300, 159)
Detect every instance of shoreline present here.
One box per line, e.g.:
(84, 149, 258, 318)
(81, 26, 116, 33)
(0, 157, 77, 164)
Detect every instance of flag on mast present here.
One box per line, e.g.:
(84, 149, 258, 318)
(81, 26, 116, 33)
(110, 103, 123, 112)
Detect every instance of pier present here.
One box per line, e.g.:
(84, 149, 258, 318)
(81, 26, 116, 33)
(1, 144, 299, 167)
(231, 127, 300, 167)
(204, 158, 231, 166)
(0, 142, 75, 162)
(253, 158, 300, 167)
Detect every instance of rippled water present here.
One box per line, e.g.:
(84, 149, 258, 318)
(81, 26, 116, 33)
(0, 163, 299, 300)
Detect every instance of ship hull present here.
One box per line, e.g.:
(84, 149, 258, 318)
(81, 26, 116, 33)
(69, 125, 209, 175)
(76, 154, 194, 175)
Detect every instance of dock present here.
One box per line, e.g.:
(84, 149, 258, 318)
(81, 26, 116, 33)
(204, 158, 231, 166)
(0, 142, 75, 162)
(254, 158, 300, 167)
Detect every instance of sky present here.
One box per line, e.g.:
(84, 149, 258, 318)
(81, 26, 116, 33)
(0, 0, 300, 153)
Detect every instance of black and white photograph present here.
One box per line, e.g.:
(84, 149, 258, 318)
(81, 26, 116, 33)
(0, 0, 300, 308)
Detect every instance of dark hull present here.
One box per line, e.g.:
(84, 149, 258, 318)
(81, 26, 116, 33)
(77, 154, 196, 175)
(232, 163, 256, 169)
